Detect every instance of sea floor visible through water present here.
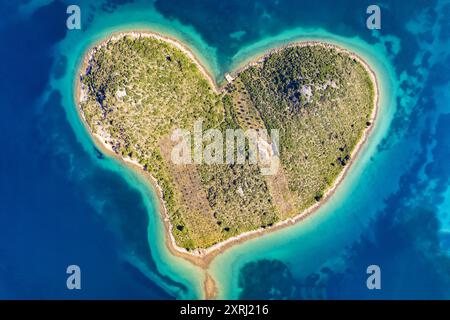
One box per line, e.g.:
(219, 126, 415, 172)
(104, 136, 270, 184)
(1, 0, 449, 300)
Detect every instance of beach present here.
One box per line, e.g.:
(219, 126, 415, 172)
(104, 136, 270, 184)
(8, 0, 444, 302)
(74, 30, 380, 299)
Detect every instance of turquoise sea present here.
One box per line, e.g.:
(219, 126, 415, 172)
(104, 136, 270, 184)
(0, 0, 449, 299)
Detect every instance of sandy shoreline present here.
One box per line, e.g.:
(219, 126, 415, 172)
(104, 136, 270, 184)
(74, 30, 380, 299)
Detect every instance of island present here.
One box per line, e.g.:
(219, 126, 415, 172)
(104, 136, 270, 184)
(77, 32, 378, 281)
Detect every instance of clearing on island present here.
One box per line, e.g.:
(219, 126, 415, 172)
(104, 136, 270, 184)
(79, 34, 376, 252)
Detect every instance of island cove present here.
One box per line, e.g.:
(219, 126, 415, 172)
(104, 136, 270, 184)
(75, 31, 378, 297)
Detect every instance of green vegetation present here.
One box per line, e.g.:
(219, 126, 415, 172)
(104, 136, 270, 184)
(239, 46, 375, 212)
(80, 36, 375, 250)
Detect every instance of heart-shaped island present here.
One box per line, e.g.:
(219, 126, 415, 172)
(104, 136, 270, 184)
(78, 32, 377, 261)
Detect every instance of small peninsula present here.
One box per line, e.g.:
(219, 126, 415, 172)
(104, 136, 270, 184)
(77, 32, 377, 261)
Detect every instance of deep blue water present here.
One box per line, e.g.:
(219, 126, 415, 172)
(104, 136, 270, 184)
(0, 1, 173, 299)
(0, 0, 449, 299)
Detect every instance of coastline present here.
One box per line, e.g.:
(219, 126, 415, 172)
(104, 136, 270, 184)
(74, 30, 380, 299)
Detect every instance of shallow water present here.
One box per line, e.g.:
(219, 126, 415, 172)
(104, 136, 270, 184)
(0, 0, 449, 299)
